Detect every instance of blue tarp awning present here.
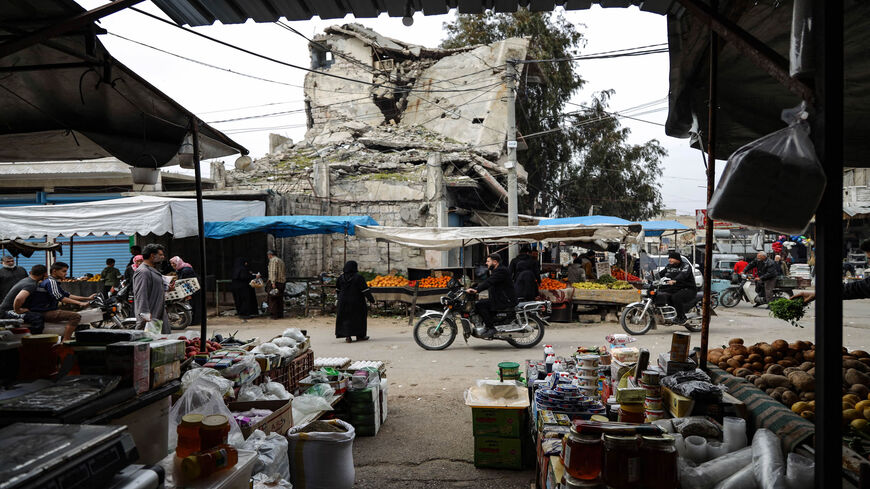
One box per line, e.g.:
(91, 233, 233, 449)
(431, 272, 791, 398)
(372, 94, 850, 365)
(204, 215, 378, 240)
(539, 216, 690, 238)
(537, 215, 632, 226)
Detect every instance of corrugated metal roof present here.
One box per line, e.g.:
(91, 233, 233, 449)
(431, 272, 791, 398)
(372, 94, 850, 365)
(150, 0, 678, 26)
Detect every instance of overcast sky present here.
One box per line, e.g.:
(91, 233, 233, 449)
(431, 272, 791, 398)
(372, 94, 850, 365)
(77, 1, 723, 216)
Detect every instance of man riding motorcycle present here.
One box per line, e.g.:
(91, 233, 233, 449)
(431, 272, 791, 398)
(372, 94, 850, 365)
(466, 253, 518, 338)
(742, 251, 778, 307)
(657, 251, 697, 325)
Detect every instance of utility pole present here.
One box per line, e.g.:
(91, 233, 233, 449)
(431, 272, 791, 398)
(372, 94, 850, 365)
(505, 59, 519, 261)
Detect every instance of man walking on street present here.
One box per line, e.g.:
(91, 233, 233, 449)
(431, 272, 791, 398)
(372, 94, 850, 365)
(134, 244, 172, 333)
(0, 255, 27, 302)
(266, 250, 285, 319)
(743, 251, 778, 306)
(32, 262, 95, 340)
(0, 265, 48, 332)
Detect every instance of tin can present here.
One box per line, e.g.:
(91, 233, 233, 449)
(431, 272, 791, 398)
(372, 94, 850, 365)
(670, 332, 691, 363)
(641, 370, 661, 386)
(644, 397, 663, 411)
(645, 409, 665, 422)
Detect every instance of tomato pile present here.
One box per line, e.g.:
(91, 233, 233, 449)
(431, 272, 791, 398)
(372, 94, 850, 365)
(367, 275, 410, 287)
(612, 268, 640, 282)
(539, 278, 569, 291)
(179, 336, 221, 358)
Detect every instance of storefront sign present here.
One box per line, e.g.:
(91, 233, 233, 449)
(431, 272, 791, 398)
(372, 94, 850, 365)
(695, 209, 740, 229)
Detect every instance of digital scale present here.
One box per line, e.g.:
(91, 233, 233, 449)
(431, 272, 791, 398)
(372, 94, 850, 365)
(0, 423, 141, 489)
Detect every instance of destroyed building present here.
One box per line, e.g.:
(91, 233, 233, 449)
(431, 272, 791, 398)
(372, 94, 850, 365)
(228, 24, 529, 275)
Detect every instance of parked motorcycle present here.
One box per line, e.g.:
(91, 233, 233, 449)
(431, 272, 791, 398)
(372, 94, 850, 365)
(413, 283, 550, 350)
(719, 274, 793, 308)
(113, 279, 193, 330)
(87, 293, 126, 329)
(619, 280, 716, 335)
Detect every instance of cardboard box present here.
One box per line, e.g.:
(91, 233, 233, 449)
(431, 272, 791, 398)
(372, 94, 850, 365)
(151, 360, 181, 388)
(346, 384, 381, 436)
(106, 341, 150, 394)
(148, 339, 185, 367)
(474, 436, 523, 469)
(662, 386, 694, 418)
(227, 399, 294, 439)
(472, 407, 524, 438)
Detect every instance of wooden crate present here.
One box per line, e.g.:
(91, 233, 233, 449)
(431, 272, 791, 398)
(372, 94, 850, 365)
(572, 289, 639, 305)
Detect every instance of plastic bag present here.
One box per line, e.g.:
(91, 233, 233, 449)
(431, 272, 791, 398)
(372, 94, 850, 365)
(263, 381, 292, 400)
(679, 447, 753, 489)
(662, 370, 726, 402)
(287, 420, 355, 489)
(180, 367, 234, 398)
(785, 452, 814, 489)
(250, 277, 265, 288)
(271, 337, 297, 348)
(253, 473, 292, 489)
(712, 464, 758, 489)
(238, 384, 268, 402)
(306, 383, 336, 398)
(169, 377, 244, 450)
(708, 105, 826, 234)
(752, 429, 787, 489)
(673, 416, 723, 439)
(221, 354, 262, 386)
(243, 429, 290, 481)
(282, 328, 306, 343)
(292, 394, 334, 423)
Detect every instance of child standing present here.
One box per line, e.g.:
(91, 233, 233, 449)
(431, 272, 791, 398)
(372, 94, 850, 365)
(100, 258, 122, 297)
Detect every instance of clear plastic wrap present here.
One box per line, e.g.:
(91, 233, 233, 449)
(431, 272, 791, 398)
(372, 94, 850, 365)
(679, 446, 753, 489)
(292, 394, 334, 423)
(752, 429, 787, 489)
(708, 105, 825, 234)
(305, 383, 336, 398)
(712, 464, 759, 489)
(785, 452, 814, 489)
(243, 429, 290, 481)
(168, 377, 244, 450)
(180, 367, 234, 397)
(281, 328, 306, 343)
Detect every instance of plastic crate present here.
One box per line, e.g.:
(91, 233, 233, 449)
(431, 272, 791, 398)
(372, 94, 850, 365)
(290, 349, 314, 392)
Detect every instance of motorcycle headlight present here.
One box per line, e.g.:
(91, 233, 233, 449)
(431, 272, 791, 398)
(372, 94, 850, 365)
(441, 297, 449, 306)
(640, 290, 648, 296)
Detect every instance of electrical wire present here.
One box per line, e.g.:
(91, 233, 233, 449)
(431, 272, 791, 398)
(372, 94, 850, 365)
(518, 43, 669, 64)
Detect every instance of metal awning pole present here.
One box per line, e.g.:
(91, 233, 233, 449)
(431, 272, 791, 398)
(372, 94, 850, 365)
(69, 235, 73, 277)
(699, 0, 719, 371)
(811, 1, 843, 486)
(191, 119, 208, 353)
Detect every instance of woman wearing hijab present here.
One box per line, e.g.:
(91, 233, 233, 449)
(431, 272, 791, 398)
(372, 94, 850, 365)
(169, 256, 202, 326)
(231, 257, 259, 319)
(335, 261, 375, 343)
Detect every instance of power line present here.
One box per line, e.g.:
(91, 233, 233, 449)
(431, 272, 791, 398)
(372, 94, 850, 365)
(518, 43, 669, 64)
(129, 7, 508, 95)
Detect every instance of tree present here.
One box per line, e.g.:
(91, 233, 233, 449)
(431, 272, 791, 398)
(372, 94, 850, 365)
(442, 11, 665, 220)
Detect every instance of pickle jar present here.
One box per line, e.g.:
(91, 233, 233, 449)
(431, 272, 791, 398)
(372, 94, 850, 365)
(562, 426, 602, 480)
(602, 434, 640, 489)
(640, 436, 677, 489)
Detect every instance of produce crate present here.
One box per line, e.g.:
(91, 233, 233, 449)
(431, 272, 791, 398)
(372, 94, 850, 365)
(290, 349, 314, 392)
(571, 289, 638, 305)
(776, 277, 799, 289)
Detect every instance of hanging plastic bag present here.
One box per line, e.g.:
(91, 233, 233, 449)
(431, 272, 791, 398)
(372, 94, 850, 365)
(250, 277, 265, 289)
(244, 429, 290, 482)
(168, 377, 244, 451)
(708, 103, 825, 234)
(287, 420, 355, 489)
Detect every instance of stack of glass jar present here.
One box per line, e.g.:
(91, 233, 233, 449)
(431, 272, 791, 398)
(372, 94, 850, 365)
(560, 421, 677, 489)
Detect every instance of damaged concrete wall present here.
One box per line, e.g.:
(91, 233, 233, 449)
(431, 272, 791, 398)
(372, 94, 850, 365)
(225, 24, 533, 277)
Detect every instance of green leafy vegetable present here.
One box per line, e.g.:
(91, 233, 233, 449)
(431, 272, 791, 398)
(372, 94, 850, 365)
(768, 297, 809, 328)
(596, 274, 617, 285)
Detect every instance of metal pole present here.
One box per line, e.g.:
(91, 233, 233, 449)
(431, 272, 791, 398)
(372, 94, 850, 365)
(387, 242, 391, 274)
(505, 60, 519, 261)
(811, 1, 843, 486)
(68, 235, 73, 277)
(699, 0, 719, 371)
(191, 119, 208, 353)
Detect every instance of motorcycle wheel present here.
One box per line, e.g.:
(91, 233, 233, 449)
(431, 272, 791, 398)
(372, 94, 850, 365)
(620, 304, 654, 335)
(507, 316, 546, 349)
(771, 290, 790, 301)
(719, 289, 741, 308)
(684, 308, 703, 333)
(413, 316, 457, 350)
(167, 303, 193, 330)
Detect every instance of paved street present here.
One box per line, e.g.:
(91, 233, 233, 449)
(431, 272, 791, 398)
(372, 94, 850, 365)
(200, 299, 870, 488)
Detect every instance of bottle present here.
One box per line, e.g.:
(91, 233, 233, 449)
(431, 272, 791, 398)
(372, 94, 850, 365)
(181, 445, 238, 481)
(176, 414, 204, 458)
(545, 354, 555, 373)
(553, 360, 563, 373)
(544, 345, 554, 361)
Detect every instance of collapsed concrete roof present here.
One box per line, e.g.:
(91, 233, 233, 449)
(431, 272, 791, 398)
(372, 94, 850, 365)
(229, 24, 529, 211)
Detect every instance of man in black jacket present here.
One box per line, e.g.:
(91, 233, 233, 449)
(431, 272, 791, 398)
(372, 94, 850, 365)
(657, 251, 697, 324)
(743, 251, 778, 306)
(509, 246, 541, 301)
(467, 253, 518, 338)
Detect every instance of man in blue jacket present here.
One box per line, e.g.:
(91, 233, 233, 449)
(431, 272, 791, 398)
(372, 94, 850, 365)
(467, 253, 518, 338)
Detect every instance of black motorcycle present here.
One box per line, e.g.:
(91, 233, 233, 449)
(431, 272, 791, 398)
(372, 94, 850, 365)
(412, 283, 550, 350)
(619, 280, 717, 335)
(719, 274, 793, 308)
(114, 279, 193, 330)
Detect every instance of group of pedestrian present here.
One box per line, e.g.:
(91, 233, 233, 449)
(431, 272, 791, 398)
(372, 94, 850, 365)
(229, 250, 286, 321)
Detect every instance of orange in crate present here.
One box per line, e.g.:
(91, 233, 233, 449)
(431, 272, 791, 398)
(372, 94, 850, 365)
(367, 275, 410, 287)
(539, 277, 568, 291)
(418, 275, 452, 288)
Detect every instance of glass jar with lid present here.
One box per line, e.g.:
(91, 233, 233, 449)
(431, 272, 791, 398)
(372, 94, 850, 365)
(602, 434, 640, 489)
(562, 426, 602, 480)
(640, 436, 677, 489)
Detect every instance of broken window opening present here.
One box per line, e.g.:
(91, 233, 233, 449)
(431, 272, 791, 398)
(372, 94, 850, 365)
(304, 100, 314, 130)
(310, 44, 334, 70)
(471, 118, 484, 124)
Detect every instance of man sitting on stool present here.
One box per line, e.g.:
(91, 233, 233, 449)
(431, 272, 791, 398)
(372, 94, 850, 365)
(0, 265, 48, 332)
(657, 251, 697, 325)
(466, 253, 518, 338)
(29, 262, 95, 341)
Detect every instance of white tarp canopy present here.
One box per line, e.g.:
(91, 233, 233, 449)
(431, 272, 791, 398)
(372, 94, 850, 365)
(354, 224, 643, 251)
(0, 195, 265, 240)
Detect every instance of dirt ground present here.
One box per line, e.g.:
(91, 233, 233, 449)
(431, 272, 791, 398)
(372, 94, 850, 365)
(197, 299, 870, 488)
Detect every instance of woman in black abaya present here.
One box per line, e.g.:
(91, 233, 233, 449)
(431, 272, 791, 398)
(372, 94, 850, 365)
(335, 261, 375, 343)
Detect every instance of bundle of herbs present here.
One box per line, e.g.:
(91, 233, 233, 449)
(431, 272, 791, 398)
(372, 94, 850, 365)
(768, 297, 810, 327)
